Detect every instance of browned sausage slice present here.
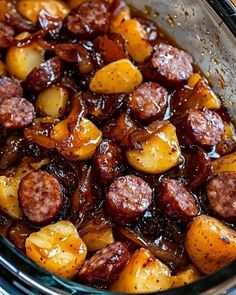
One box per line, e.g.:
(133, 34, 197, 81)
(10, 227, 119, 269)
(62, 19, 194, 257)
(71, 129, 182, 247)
(78, 242, 129, 285)
(207, 172, 236, 222)
(0, 97, 35, 129)
(66, 0, 110, 38)
(187, 149, 212, 189)
(186, 108, 224, 146)
(106, 175, 152, 224)
(128, 82, 168, 122)
(18, 171, 63, 224)
(92, 139, 123, 184)
(0, 77, 23, 103)
(158, 179, 200, 222)
(151, 43, 193, 87)
(25, 57, 63, 93)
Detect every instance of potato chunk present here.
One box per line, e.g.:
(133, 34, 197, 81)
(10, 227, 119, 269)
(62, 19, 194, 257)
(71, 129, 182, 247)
(52, 118, 102, 161)
(114, 19, 153, 63)
(6, 33, 45, 80)
(80, 213, 114, 252)
(171, 265, 201, 288)
(36, 86, 68, 118)
(185, 215, 236, 274)
(212, 152, 236, 174)
(17, 0, 70, 23)
(111, 5, 131, 32)
(0, 158, 49, 219)
(110, 248, 172, 293)
(25, 221, 87, 279)
(126, 121, 181, 174)
(89, 59, 143, 94)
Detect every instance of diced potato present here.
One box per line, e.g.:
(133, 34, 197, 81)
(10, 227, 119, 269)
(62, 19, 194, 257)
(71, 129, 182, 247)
(171, 265, 201, 288)
(6, 32, 45, 80)
(52, 118, 102, 161)
(212, 152, 236, 174)
(126, 122, 181, 174)
(114, 19, 153, 63)
(0, 60, 6, 76)
(80, 214, 114, 252)
(0, 158, 49, 219)
(17, 0, 70, 23)
(223, 123, 235, 140)
(36, 86, 68, 118)
(110, 248, 172, 293)
(25, 221, 87, 279)
(185, 215, 236, 275)
(0, 176, 22, 219)
(187, 73, 202, 87)
(68, 0, 86, 8)
(89, 59, 143, 94)
(111, 5, 131, 32)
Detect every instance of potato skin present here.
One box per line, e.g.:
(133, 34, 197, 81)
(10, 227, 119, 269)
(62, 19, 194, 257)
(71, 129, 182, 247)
(185, 215, 236, 274)
(25, 220, 87, 279)
(110, 248, 172, 293)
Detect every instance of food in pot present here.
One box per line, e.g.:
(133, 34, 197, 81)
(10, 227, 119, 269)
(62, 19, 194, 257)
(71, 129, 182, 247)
(0, 0, 235, 292)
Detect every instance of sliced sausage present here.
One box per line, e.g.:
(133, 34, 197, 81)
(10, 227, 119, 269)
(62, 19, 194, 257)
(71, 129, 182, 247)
(78, 242, 129, 285)
(103, 113, 138, 146)
(106, 175, 152, 224)
(18, 171, 63, 224)
(207, 172, 236, 222)
(0, 97, 35, 129)
(186, 108, 224, 146)
(25, 57, 63, 93)
(158, 179, 200, 222)
(187, 149, 212, 189)
(151, 43, 193, 87)
(92, 139, 123, 184)
(0, 77, 23, 103)
(128, 82, 168, 122)
(66, 0, 110, 39)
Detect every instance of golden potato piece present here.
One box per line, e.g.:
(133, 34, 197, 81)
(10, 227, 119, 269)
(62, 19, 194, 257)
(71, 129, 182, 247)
(17, 0, 70, 23)
(126, 121, 181, 174)
(110, 248, 172, 293)
(171, 265, 201, 288)
(0, 176, 22, 219)
(187, 73, 202, 87)
(89, 59, 143, 94)
(36, 86, 68, 118)
(0, 158, 49, 219)
(80, 214, 114, 252)
(0, 61, 6, 76)
(52, 118, 102, 161)
(25, 220, 87, 279)
(111, 5, 131, 32)
(114, 19, 153, 63)
(6, 33, 45, 80)
(185, 215, 236, 275)
(212, 152, 236, 174)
